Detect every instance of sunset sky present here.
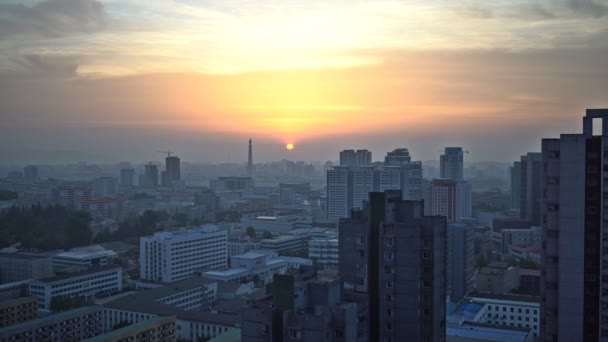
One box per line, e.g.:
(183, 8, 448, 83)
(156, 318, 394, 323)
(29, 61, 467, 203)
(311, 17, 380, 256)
(1, 0, 607, 163)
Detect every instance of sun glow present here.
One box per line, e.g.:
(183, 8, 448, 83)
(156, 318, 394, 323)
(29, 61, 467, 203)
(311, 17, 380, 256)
(286, 143, 295, 150)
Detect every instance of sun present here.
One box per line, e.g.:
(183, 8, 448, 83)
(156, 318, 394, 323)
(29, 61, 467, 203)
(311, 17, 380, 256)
(286, 143, 295, 151)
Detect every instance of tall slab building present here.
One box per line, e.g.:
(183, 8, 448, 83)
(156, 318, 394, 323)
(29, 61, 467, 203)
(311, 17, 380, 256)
(541, 109, 608, 341)
(339, 191, 446, 342)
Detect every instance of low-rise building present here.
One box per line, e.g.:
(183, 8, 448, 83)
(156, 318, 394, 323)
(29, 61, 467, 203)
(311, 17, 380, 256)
(29, 266, 123, 310)
(308, 237, 339, 267)
(475, 262, 517, 294)
(0, 253, 54, 284)
(241, 267, 358, 342)
(203, 251, 288, 285)
(260, 234, 309, 256)
(52, 246, 117, 272)
(83, 316, 176, 342)
(0, 297, 38, 328)
(101, 278, 237, 341)
(0, 306, 103, 341)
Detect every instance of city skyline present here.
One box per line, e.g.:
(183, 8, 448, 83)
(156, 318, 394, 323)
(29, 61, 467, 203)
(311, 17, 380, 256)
(1, 0, 607, 163)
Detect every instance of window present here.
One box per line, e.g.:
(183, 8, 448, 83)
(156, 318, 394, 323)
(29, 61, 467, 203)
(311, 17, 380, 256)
(384, 295, 393, 302)
(423, 251, 431, 260)
(386, 280, 393, 288)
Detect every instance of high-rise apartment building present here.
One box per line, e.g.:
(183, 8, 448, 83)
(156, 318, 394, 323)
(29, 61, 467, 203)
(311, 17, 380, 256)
(327, 149, 423, 222)
(440, 147, 464, 181)
(23, 165, 38, 183)
(448, 223, 475, 302)
(431, 179, 457, 223)
(140, 225, 227, 283)
(165, 155, 181, 183)
(91, 177, 118, 197)
(50, 185, 91, 210)
(340, 149, 372, 168)
(339, 191, 446, 341)
(520, 152, 542, 225)
(384, 148, 411, 166)
(541, 109, 608, 341)
(510, 161, 521, 210)
(144, 162, 158, 187)
(120, 168, 135, 187)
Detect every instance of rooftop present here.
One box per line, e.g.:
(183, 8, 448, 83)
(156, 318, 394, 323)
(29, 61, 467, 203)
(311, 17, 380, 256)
(447, 324, 530, 342)
(36, 265, 121, 283)
(82, 316, 176, 342)
(103, 294, 238, 326)
(0, 306, 100, 334)
(467, 292, 541, 304)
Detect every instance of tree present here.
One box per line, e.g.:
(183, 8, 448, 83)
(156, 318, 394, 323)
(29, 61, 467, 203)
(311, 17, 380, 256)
(262, 231, 273, 239)
(246, 226, 256, 238)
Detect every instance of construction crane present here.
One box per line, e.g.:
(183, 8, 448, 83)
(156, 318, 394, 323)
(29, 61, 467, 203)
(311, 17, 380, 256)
(157, 150, 173, 158)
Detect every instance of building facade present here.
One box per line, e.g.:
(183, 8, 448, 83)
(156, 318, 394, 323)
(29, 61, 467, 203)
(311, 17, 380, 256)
(541, 109, 608, 341)
(0, 306, 103, 341)
(440, 147, 464, 181)
(140, 226, 227, 283)
(0, 254, 54, 284)
(339, 191, 446, 342)
(29, 266, 123, 310)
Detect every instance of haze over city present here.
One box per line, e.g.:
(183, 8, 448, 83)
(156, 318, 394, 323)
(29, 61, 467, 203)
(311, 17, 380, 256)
(1, 1, 608, 342)
(1, 0, 608, 163)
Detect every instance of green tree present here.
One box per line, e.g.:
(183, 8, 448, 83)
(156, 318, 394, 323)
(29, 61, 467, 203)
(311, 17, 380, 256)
(262, 231, 273, 239)
(246, 226, 256, 238)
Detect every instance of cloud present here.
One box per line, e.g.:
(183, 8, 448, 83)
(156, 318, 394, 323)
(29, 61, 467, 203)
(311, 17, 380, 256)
(567, 0, 608, 17)
(11, 54, 80, 79)
(0, 0, 108, 38)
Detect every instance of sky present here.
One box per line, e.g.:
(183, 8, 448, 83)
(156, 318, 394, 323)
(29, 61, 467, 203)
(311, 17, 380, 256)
(0, 0, 607, 164)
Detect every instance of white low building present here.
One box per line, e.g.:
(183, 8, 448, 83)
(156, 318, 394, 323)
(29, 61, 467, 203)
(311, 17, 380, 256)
(308, 237, 339, 266)
(465, 292, 541, 338)
(52, 245, 117, 272)
(29, 266, 123, 310)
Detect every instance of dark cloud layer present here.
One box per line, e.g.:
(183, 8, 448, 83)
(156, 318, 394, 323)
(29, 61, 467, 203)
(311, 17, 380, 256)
(0, 0, 107, 38)
(459, 0, 608, 20)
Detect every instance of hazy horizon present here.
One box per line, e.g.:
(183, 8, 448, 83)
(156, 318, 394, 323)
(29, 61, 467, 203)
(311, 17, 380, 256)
(1, 0, 607, 164)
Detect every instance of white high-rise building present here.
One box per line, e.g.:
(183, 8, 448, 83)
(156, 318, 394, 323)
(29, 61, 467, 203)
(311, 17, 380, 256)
(327, 149, 424, 222)
(326, 166, 350, 223)
(140, 225, 227, 283)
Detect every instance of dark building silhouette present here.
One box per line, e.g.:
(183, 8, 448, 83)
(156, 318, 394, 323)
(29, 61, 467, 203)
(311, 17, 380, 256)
(339, 191, 446, 342)
(241, 267, 358, 341)
(541, 109, 608, 341)
(520, 152, 542, 226)
(165, 155, 181, 183)
(144, 162, 158, 187)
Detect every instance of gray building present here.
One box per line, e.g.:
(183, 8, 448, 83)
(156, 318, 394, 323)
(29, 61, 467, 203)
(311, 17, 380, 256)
(339, 191, 446, 342)
(541, 109, 608, 341)
(165, 155, 181, 184)
(144, 162, 158, 187)
(440, 147, 464, 181)
(119, 168, 135, 187)
(241, 267, 358, 342)
(510, 161, 521, 210)
(0, 306, 103, 341)
(520, 152, 542, 226)
(448, 223, 475, 302)
(23, 165, 38, 184)
(339, 149, 372, 168)
(0, 253, 54, 284)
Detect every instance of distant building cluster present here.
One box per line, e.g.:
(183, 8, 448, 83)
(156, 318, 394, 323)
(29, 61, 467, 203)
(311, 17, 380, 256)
(0, 110, 606, 341)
